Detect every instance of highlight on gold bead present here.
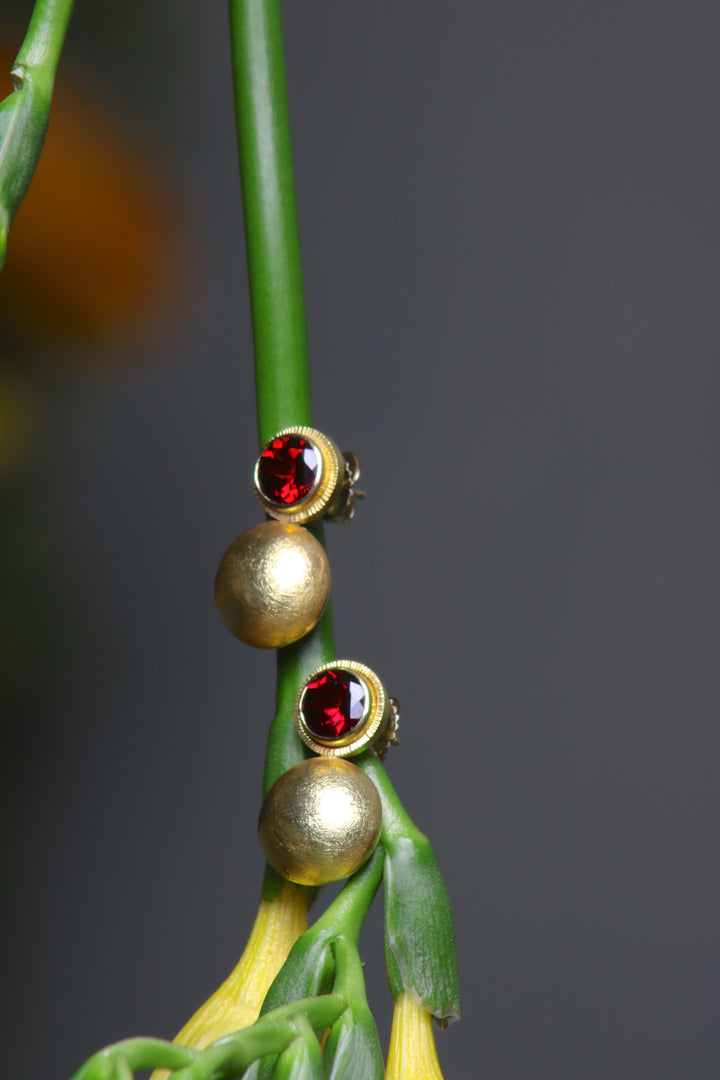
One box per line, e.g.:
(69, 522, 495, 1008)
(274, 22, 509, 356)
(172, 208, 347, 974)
(149, 880, 308, 1080)
(295, 660, 399, 759)
(258, 757, 382, 886)
(385, 992, 446, 1080)
(214, 520, 330, 648)
(253, 426, 363, 524)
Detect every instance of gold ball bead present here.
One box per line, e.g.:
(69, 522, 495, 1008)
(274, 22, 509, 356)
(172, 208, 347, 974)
(214, 521, 331, 649)
(258, 757, 382, 886)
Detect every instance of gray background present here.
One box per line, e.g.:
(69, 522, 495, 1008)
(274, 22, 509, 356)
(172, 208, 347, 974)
(4, 2, 720, 1077)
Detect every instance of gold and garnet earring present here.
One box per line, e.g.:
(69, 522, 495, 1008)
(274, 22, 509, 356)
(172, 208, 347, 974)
(258, 662, 399, 886)
(214, 427, 362, 649)
(213, 431, 398, 889)
(294, 661, 399, 760)
(253, 426, 362, 525)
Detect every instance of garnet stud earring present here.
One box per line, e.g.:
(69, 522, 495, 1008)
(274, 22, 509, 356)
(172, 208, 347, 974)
(294, 660, 399, 759)
(254, 426, 364, 524)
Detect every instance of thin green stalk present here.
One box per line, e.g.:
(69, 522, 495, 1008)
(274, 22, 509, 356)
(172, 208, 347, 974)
(330, 935, 372, 1005)
(228, 0, 337, 902)
(0, 0, 75, 267)
(324, 937, 386, 1079)
(311, 847, 385, 944)
(359, 755, 461, 1022)
(259, 850, 385, 1019)
(182, 994, 345, 1077)
(69, 1038, 195, 1079)
(227, 0, 313, 445)
(262, 600, 336, 800)
(15, 0, 75, 74)
(227, 10, 460, 1035)
(70, 996, 348, 1080)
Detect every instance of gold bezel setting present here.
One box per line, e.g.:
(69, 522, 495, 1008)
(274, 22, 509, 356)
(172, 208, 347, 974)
(254, 426, 343, 525)
(294, 659, 390, 758)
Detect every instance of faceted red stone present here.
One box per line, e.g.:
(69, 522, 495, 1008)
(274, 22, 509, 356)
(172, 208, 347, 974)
(257, 435, 319, 506)
(301, 669, 367, 740)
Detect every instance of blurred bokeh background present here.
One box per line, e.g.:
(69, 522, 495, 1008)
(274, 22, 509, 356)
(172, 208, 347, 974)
(3, 2, 720, 1078)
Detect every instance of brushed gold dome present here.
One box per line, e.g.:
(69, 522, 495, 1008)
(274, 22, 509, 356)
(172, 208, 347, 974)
(258, 757, 382, 886)
(214, 521, 330, 648)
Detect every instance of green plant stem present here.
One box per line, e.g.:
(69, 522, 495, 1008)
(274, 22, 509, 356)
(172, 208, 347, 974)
(14, 0, 75, 75)
(70, 996, 347, 1080)
(226, 11, 459, 1027)
(312, 847, 384, 944)
(182, 995, 345, 1077)
(259, 851, 385, 1017)
(262, 603, 335, 800)
(228, 0, 337, 904)
(0, 0, 75, 266)
(357, 754, 418, 843)
(330, 935, 370, 1005)
(324, 937, 386, 1079)
(69, 1038, 195, 1079)
(228, 0, 313, 445)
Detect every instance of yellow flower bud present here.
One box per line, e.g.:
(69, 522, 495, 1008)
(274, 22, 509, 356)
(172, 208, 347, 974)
(150, 880, 307, 1080)
(385, 993, 446, 1080)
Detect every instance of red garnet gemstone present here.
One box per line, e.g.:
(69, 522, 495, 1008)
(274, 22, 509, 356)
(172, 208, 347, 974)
(257, 435, 319, 506)
(301, 669, 367, 740)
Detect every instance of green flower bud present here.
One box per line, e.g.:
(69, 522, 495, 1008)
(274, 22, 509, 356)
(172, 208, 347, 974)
(271, 1017, 324, 1080)
(251, 930, 333, 1080)
(322, 938, 384, 1080)
(323, 1004, 384, 1080)
(261, 850, 384, 1015)
(260, 927, 336, 1013)
(383, 832, 461, 1024)
(359, 755, 461, 1025)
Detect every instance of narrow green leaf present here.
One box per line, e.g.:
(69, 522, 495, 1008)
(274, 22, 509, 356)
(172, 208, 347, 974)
(359, 755, 461, 1024)
(383, 832, 461, 1024)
